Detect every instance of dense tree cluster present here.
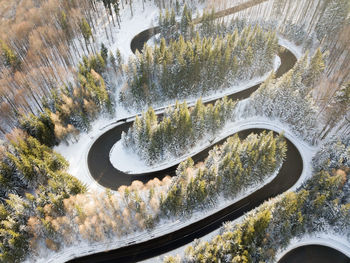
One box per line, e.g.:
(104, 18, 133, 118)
(315, 0, 350, 43)
(17, 51, 113, 145)
(205, 0, 350, 138)
(313, 135, 350, 174)
(122, 97, 237, 164)
(25, 177, 172, 259)
(0, 0, 103, 135)
(245, 49, 325, 144)
(160, 131, 287, 217)
(0, 49, 111, 263)
(158, 5, 194, 42)
(121, 25, 278, 109)
(20, 130, 286, 261)
(165, 165, 350, 263)
(0, 130, 86, 262)
(46, 52, 113, 140)
(320, 81, 350, 139)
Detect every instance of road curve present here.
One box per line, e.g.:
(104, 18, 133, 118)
(73, 3, 348, 263)
(74, 128, 302, 263)
(279, 245, 350, 263)
(88, 47, 296, 190)
(78, 14, 301, 263)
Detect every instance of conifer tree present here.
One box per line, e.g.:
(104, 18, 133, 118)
(304, 48, 325, 88)
(80, 18, 93, 53)
(0, 40, 21, 70)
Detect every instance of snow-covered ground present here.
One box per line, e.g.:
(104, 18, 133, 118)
(92, 0, 159, 59)
(55, 116, 114, 192)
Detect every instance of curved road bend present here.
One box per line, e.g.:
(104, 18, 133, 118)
(75, 129, 301, 263)
(72, 3, 349, 263)
(279, 245, 350, 263)
(77, 24, 303, 263)
(90, 0, 297, 190)
(88, 47, 296, 189)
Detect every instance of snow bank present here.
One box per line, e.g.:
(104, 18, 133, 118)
(278, 35, 303, 59)
(275, 233, 350, 262)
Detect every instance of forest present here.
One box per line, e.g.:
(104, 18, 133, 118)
(0, 0, 349, 262)
(165, 137, 350, 263)
(160, 131, 286, 217)
(5, 131, 285, 262)
(121, 24, 278, 109)
(122, 97, 237, 164)
(245, 48, 325, 144)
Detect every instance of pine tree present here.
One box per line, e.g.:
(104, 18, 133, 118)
(101, 43, 109, 62)
(304, 48, 325, 88)
(80, 18, 93, 53)
(113, 0, 121, 28)
(19, 111, 57, 147)
(109, 51, 117, 72)
(0, 40, 21, 70)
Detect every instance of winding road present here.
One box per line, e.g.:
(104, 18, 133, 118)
(70, 2, 349, 263)
(88, 41, 296, 190)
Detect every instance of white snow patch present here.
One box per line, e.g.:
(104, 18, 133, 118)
(95, 0, 159, 59)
